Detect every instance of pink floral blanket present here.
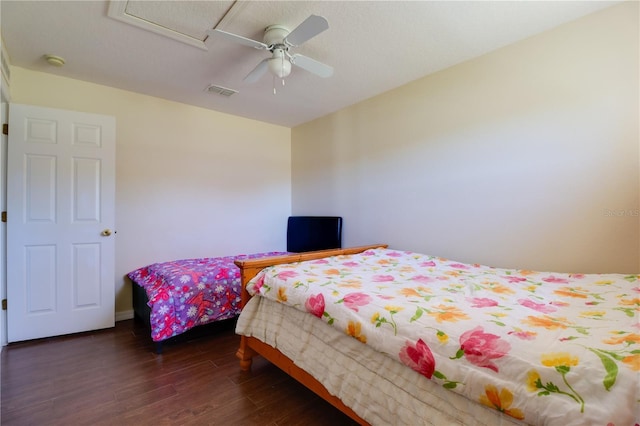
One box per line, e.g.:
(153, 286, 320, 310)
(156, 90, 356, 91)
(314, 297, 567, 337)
(247, 248, 640, 425)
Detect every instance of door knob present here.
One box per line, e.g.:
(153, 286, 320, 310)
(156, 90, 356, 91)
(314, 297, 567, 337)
(101, 229, 112, 237)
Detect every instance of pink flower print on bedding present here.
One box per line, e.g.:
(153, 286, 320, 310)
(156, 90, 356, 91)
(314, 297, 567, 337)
(454, 326, 511, 373)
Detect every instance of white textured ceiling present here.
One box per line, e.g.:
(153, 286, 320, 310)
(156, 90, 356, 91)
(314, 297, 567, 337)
(1, 1, 618, 127)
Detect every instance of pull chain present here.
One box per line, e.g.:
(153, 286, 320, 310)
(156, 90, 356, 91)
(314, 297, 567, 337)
(272, 55, 288, 95)
(281, 54, 286, 88)
(272, 76, 286, 95)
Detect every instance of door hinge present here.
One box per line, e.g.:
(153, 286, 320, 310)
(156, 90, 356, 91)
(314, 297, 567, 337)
(2, 123, 7, 135)
(1, 211, 5, 223)
(1, 299, 6, 311)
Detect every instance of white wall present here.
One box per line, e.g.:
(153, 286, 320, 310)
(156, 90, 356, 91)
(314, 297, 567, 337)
(9, 69, 291, 315)
(292, 2, 639, 274)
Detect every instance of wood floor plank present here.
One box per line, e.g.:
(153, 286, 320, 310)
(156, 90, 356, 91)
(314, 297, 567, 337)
(1, 319, 358, 425)
(0, 399, 54, 425)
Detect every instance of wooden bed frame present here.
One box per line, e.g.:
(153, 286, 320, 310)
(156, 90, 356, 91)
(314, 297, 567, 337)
(234, 244, 386, 426)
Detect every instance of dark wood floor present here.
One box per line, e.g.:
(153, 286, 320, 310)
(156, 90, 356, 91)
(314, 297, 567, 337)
(1, 318, 359, 425)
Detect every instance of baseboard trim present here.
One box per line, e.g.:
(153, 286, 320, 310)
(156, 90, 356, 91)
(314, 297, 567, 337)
(115, 309, 134, 322)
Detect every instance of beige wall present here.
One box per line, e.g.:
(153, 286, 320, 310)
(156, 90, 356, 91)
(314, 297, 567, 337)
(292, 2, 639, 274)
(9, 69, 291, 315)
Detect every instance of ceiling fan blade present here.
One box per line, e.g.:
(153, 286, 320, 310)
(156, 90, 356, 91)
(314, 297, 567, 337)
(243, 58, 269, 83)
(284, 15, 329, 46)
(291, 54, 333, 78)
(207, 29, 268, 50)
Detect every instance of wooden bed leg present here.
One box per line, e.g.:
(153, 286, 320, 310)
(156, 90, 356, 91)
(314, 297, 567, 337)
(236, 335, 256, 371)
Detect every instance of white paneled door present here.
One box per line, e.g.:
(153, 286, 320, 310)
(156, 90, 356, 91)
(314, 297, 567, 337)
(7, 104, 115, 342)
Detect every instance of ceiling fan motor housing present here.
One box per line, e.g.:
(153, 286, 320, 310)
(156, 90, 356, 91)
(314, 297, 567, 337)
(263, 25, 290, 46)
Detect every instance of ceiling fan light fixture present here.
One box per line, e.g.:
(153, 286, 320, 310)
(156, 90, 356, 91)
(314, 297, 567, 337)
(211, 15, 331, 85)
(268, 56, 291, 78)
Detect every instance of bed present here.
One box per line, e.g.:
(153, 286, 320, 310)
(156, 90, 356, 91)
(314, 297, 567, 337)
(127, 216, 342, 352)
(234, 246, 640, 425)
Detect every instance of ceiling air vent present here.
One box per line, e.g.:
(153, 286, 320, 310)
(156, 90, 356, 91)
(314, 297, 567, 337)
(205, 84, 237, 97)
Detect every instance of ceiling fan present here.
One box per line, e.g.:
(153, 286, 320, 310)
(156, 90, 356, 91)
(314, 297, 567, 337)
(208, 15, 333, 84)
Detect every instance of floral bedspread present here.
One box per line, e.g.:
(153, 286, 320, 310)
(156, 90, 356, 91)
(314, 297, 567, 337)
(128, 252, 288, 342)
(247, 248, 640, 425)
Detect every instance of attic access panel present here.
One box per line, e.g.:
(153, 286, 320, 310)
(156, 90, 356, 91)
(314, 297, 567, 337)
(107, 0, 246, 50)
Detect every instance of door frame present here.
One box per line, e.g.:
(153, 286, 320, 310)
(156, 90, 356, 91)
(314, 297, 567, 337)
(1, 70, 10, 348)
